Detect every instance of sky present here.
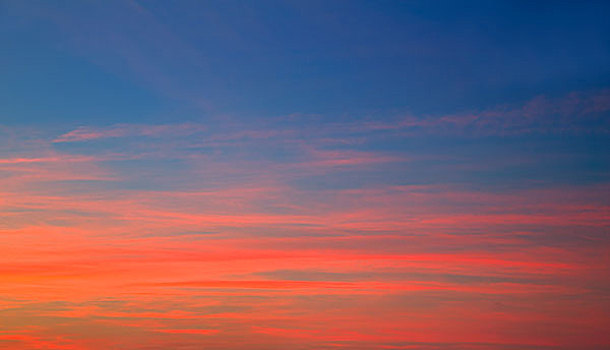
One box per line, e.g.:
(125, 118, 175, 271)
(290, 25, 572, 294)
(1, 1, 609, 349)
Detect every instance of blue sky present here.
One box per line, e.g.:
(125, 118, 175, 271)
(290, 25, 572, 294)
(2, 0, 610, 125)
(1, 1, 610, 349)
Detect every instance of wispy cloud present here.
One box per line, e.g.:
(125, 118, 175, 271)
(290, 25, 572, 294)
(2, 89, 609, 349)
(53, 123, 206, 142)
(357, 89, 610, 135)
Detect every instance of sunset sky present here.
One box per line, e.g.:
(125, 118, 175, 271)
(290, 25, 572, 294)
(1, 1, 610, 349)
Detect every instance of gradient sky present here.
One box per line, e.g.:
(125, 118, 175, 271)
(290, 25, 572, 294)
(1, 1, 610, 349)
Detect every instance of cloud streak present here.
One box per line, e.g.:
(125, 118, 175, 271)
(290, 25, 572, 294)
(53, 123, 207, 143)
(1, 88, 609, 349)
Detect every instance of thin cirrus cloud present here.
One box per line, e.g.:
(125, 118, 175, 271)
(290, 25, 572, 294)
(44, 88, 610, 168)
(2, 1, 610, 347)
(357, 89, 610, 135)
(2, 90, 610, 348)
(53, 122, 207, 143)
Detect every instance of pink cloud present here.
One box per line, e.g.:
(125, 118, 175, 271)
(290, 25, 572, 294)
(53, 123, 206, 142)
(355, 89, 610, 135)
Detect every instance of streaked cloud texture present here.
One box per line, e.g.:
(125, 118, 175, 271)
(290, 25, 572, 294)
(1, 1, 609, 349)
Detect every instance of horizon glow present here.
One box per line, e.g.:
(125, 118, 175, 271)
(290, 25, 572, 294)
(1, 1, 609, 349)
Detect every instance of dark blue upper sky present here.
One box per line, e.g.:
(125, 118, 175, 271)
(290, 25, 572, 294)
(2, 0, 610, 125)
